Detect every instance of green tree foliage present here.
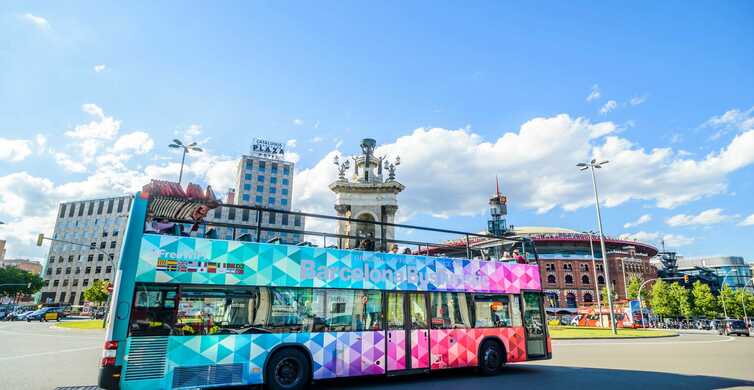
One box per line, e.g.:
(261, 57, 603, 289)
(626, 275, 642, 300)
(650, 279, 672, 318)
(0, 267, 44, 297)
(690, 281, 718, 318)
(733, 289, 754, 319)
(83, 280, 109, 305)
(718, 285, 738, 318)
(668, 282, 692, 318)
(601, 286, 617, 304)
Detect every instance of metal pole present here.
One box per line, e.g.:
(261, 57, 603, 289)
(255, 210, 262, 243)
(465, 235, 471, 259)
(178, 148, 187, 184)
(590, 164, 618, 335)
(622, 258, 628, 299)
(720, 269, 736, 319)
(587, 233, 604, 327)
(638, 278, 656, 328)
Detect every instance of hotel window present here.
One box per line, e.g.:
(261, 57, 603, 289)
(63, 279, 69, 287)
(582, 275, 590, 284)
(243, 184, 251, 190)
(53, 280, 60, 287)
(269, 187, 276, 193)
(258, 161, 266, 171)
(282, 214, 289, 225)
(245, 173, 252, 180)
(213, 207, 222, 218)
(270, 177, 277, 184)
(268, 197, 275, 205)
(257, 175, 265, 182)
(87, 201, 94, 215)
(107, 199, 114, 213)
(255, 195, 263, 203)
(78, 202, 85, 216)
(245, 161, 252, 169)
(281, 188, 288, 195)
(72, 279, 79, 286)
(256, 185, 264, 192)
(565, 275, 574, 284)
(547, 274, 556, 284)
(106, 266, 112, 273)
(268, 212, 276, 224)
(281, 199, 288, 206)
(98, 254, 104, 261)
(563, 263, 573, 271)
(545, 263, 555, 272)
(596, 264, 604, 271)
(242, 209, 250, 222)
(598, 275, 605, 284)
(242, 194, 250, 201)
(282, 178, 289, 186)
(87, 255, 94, 262)
(271, 164, 278, 174)
(294, 215, 302, 227)
(83, 279, 89, 286)
(59, 204, 67, 218)
(56, 268, 62, 275)
(110, 241, 116, 249)
(580, 264, 589, 272)
(283, 166, 290, 176)
(96, 266, 102, 273)
(97, 201, 104, 215)
(86, 267, 92, 274)
(65, 267, 71, 274)
(228, 208, 236, 220)
(117, 198, 125, 213)
(68, 204, 75, 217)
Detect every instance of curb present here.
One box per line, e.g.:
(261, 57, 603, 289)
(553, 333, 679, 340)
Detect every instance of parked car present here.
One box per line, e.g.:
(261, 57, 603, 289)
(718, 319, 750, 337)
(26, 307, 63, 322)
(12, 310, 36, 321)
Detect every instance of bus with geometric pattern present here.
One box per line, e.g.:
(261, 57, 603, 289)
(98, 189, 551, 390)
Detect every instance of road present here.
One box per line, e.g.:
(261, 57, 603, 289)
(0, 321, 752, 390)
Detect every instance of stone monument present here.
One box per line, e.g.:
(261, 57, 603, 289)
(329, 138, 404, 250)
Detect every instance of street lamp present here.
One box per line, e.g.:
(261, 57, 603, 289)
(577, 159, 618, 335)
(169, 139, 203, 184)
(583, 231, 604, 327)
(720, 268, 737, 319)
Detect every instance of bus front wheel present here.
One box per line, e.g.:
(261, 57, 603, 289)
(478, 340, 504, 376)
(266, 348, 310, 390)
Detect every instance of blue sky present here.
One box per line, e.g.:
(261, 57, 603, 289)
(1, 1, 753, 263)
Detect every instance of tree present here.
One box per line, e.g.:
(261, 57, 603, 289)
(668, 282, 692, 318)
(733, 289, 754, 320)
(0, 267, 44, 298)
(718, 285, 738, 318)
(690, 281, 719, 318)
(83, 280, 109, 306)
(650, 279, 672, 318)
(601, 286, 616, 304)
(626, 275, 642, 300)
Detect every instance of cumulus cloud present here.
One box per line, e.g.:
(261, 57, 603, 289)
(54, 152, 88, 173)
(586, 84, 601, 102)
(64, 104, 120, 140)
(286, 139, 297, 148)
(666, 208, 732, 227)
(704, 106, 754, 141)
(739, 214, 754, 226)
(629, 96, 647, 106)
(0, 138, 32, 162)
(21, 13, 49, 29)
(619, 231, 694, 248)
(599, 100, 618, 115)
(94, 64, 107, 73)
(624, 214, 652, 229)
(112, 131, 155, 154)
(293, 119, 304, 126)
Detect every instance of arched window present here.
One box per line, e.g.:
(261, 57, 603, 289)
(546, 292, 559, 308)
(566, 293, 577, 308)
(598, 275, 605, 284)
(547, 274, 556, 284)
(565, 275, 574, 284)
(583, 293, 593, 303)
(582, 275, 590, 285)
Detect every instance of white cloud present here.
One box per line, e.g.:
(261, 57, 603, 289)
(586, 84, 601, 102)
(286, 139, 297, 148)
(35, 134, 47, 153)
(703, 106, 754, 141)
(666, 208, 732, 227)
(21, 13, 49, 29)
(739, 214, 754, 226)
(94, 64, 107, 73)
(293, 119, 304, 126)
(185, 124, 202, 139)
(619, 231, 694, 248)
(629, 95, 647, 106)
(311, 136, 323, 143)
(599, 100, 617, 115)
(0, 138, 32, 162)
(64, 104, 120, 140)
(624, 214, 652, 229)
(54, 153, 88, 173)
(112, 131, 154, 155)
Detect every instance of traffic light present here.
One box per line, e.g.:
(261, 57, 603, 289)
(683, 274, 689, 283)
(36, 233, 45, 247)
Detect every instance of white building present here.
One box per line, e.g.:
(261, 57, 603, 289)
(40, 195, 133, 305)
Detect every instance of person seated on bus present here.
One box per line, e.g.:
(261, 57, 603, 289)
(501, 251, 512, 261)
(389, 244, 399, 254)
(512, 249, 527, 264)
(402, 247, 412, 255)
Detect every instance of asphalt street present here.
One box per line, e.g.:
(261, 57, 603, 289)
(0, 321, 752, 390)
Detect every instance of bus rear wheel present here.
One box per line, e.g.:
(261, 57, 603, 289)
(266, 348, 309, 390)
(478, 340, 504, 376)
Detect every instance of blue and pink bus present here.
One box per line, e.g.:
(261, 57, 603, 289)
(99, 190, 550, 390)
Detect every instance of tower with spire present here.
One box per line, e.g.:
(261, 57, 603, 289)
(488, 176, 508, 237)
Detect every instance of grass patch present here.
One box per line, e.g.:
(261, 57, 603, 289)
(56, 320, 104, 330)
(549, 326, 677, 339)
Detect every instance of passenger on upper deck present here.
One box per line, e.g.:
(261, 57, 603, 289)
(512, 249, 526, 264)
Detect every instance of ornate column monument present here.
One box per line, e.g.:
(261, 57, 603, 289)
(330, 138, 404, 250)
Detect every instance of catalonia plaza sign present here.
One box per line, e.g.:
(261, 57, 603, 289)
(251, 138, 285, 160)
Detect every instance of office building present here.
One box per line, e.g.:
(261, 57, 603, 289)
(0, 259, 43, 275)
(39, 195, 133, 305)
(675, 256, 754, 293)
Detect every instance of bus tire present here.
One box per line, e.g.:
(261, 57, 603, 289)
(478, 340, 504, 376)
(265, 348, 310, 390)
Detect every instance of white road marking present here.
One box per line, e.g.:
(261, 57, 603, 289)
(0, 346, 99, 361)
(554, 335, 735, 347)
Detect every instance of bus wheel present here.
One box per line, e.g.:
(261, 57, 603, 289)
(478, 340, 504, 376)
(266, 348, 309, 390)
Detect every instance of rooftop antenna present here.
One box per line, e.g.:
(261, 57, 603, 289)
(496, 175, 501, 197)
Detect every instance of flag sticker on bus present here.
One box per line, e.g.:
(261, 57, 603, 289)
(156, 258, 245, 274)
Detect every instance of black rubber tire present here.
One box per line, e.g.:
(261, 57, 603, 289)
(478, 340, 504, 376)
(265, 348, 310, 390)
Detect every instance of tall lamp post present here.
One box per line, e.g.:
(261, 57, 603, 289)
(578, 159, 617, 335)
(169, 139, 203, 184)
(584, 231, 604, 327)
(720, 268, 738, 319)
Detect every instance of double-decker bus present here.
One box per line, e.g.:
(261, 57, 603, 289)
(99, 188, 550, 390)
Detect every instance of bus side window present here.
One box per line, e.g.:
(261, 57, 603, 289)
(510, 295, 523, 327)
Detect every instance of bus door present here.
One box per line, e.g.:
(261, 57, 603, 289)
(522, 291, 547, 358)
(386, 292, 430, 372)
